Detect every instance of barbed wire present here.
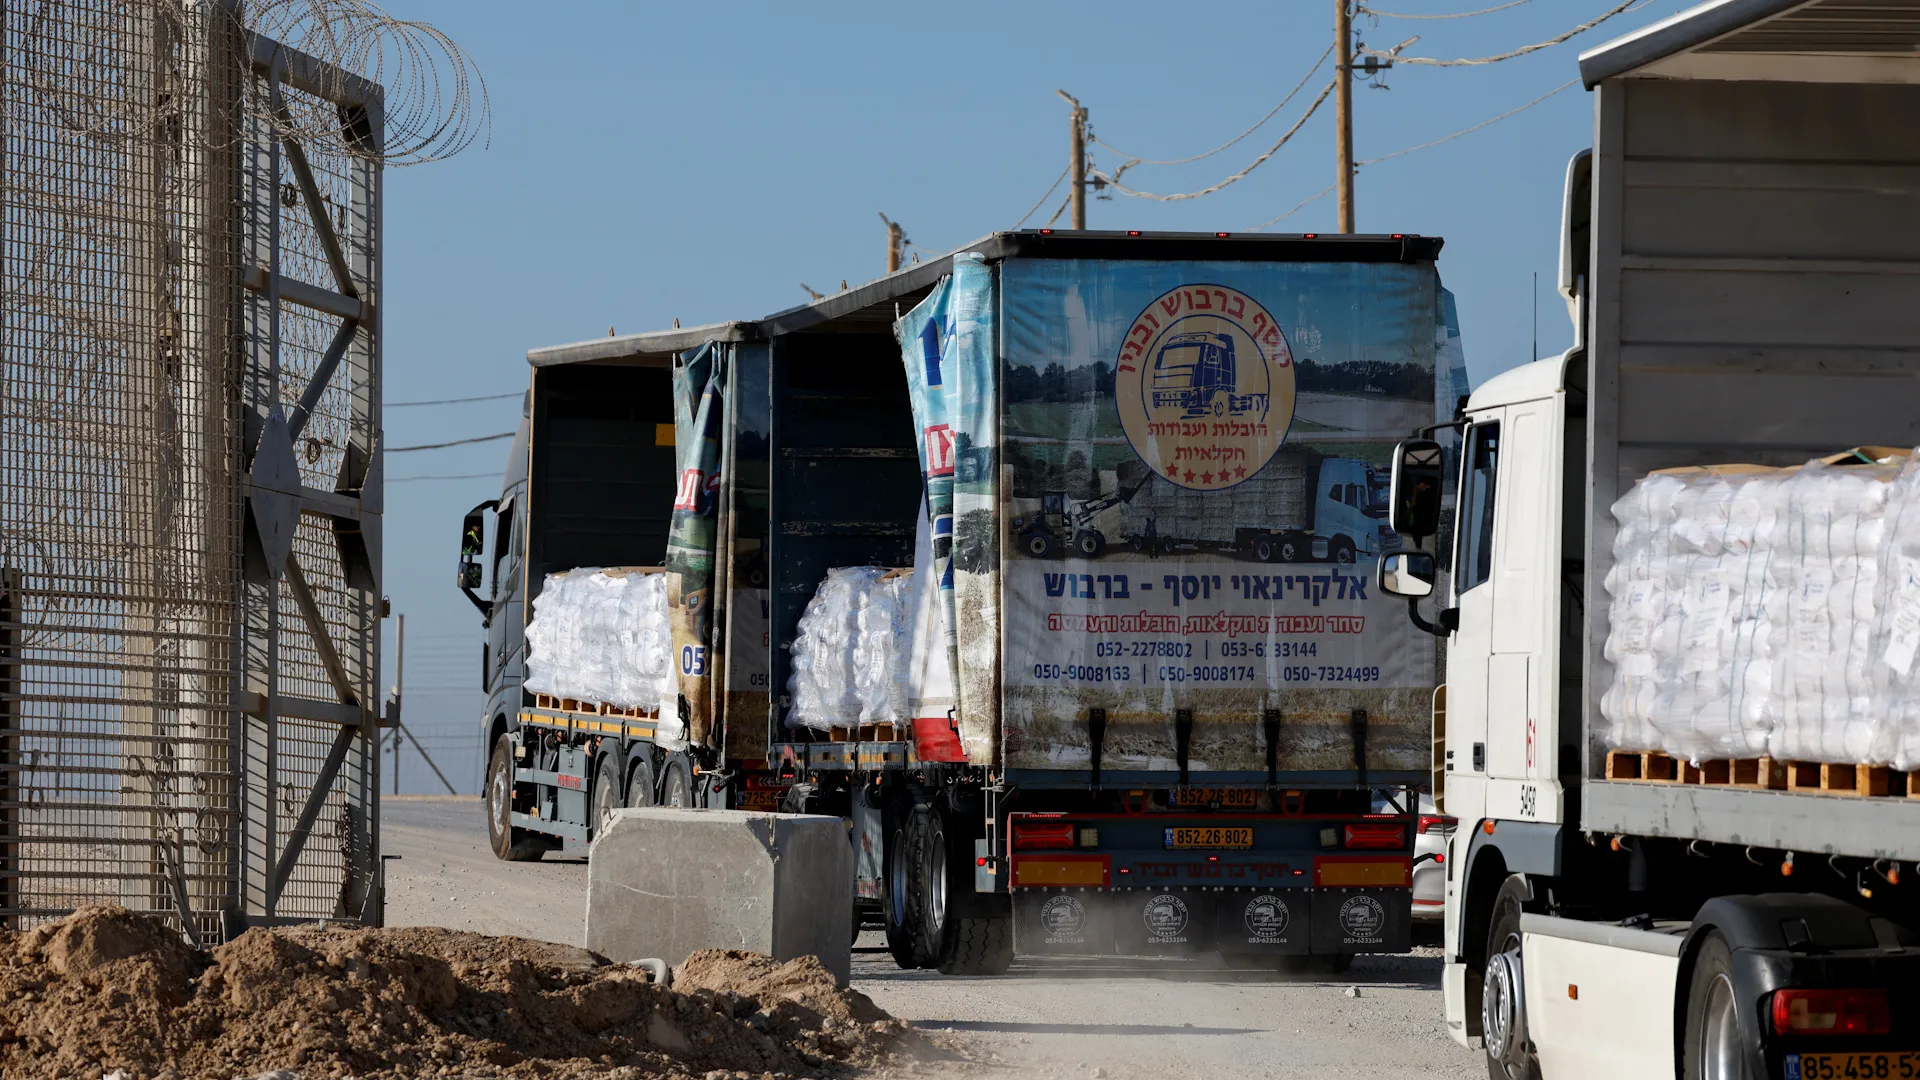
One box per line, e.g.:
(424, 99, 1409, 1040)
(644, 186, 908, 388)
(1092, 78, 1337, 202)
(1091, 42, 1334, 171)
(1359, 0, 1535, 19)
(1363, 0, 1645, 66)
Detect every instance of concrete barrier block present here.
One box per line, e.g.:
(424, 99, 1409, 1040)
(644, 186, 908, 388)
(585, 807, 852, 985)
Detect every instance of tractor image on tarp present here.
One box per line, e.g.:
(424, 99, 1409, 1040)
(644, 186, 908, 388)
(1014, 473, 1150, 559)
(1150, 332, 1269, 419)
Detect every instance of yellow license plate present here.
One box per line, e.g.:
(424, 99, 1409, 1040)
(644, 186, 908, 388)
(1164, 826, 1253, 850)
(737, 789, 786, 811)
(1790, 1052, 1920, 1079)
(1171, 787, 1259, 809)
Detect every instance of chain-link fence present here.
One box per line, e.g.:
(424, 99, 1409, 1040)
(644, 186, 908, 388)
(0, 0, 385, 942)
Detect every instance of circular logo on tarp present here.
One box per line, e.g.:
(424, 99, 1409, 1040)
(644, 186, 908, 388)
(1143, 893, 1190, 939)
(1042, 895, 1087, 939)
(1115, 284, 1295, 491)
(1244, 894, 1291, 939)
(1339, 895, 1387, 942)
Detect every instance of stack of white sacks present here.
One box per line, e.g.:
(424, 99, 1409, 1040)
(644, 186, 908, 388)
(786, 567, 914, 729)
(523, 568, 685, 744)
(1601, 449, 1920, 769)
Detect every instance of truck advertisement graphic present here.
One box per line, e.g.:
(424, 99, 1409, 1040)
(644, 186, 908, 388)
(999, 258, 1462, 774)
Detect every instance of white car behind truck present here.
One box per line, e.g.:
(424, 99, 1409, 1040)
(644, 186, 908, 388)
(1376, 3, 1920, 1078)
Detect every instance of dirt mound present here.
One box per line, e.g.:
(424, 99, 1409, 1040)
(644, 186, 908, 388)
(0, 906, 924, 1079)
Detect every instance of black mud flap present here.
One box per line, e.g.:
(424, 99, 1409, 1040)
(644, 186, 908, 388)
(1013, 890, 1114, 955)
(1214, 888, 1311, 954)
(1112, 890, 1216, 954)
(1309, 888, 1412, 954)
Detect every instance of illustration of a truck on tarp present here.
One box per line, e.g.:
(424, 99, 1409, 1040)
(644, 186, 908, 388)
(1149, 331, 1269, 419)
(1118, 451, 1396, 564)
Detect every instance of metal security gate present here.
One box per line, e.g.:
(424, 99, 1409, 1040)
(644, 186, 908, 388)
(0, 1, 384, 942)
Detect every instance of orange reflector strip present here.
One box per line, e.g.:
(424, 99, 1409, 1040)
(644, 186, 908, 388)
(1012, 855, 1110, 888)
(1315, 857, 1411, 887)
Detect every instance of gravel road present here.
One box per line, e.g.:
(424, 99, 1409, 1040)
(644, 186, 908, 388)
(382, 796, 1481, 1080)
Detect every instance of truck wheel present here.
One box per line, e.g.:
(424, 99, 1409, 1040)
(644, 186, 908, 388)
(486, 735, 545, 862)
(1252, 536, 1278, 563)
(1278, 535, 1304, 563)
(1682, 932, 1749, 1080)
(927, 798, 1012, 976)
(1026, 531, 1054, 558)
(1332, 537, 1357, 565)
(661, 755, 694, 808)
(1483, 876, 1541, 1080)
(883, 806, 932, 969)
(1159, 537, 1178, 556)
(625, 756, 656, 807)
(1074, 531, 1103, 558)
(590, 755, 622, 844)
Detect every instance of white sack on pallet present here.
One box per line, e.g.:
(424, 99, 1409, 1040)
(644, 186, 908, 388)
(523, 568, 678, 739)
(787, 567, 915, 729)
(1869, 457, 1920, 770)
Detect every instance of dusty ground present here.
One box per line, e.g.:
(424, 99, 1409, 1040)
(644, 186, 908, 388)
(383, 796, 1482, 1080)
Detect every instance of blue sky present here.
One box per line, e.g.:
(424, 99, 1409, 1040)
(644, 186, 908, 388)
(377, 0, 1695, 791)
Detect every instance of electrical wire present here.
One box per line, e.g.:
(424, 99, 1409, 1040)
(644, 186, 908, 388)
(1045, 192, 1072, 227)
(1365, 0, 1645, 66)
(1015, 165, 1071, 228)
(386, 391, 521, 408)
(389, 431, 514, 452)
(1092, 43, 1334, 168)
(1246, 77, 1577, 231)
(1359, 78, 1576, 166)
(1248, 185, 1336, 232)
(1095, 78, 1337, 202)
(1359, 0, 1535, 19)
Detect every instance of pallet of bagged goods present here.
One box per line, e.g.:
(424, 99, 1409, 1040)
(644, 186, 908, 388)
(1601, 447, 1920, 791)
(522, 567, 677, 733)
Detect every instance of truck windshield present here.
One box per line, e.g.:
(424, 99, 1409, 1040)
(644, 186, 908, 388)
(1153, 346, 1202, 386)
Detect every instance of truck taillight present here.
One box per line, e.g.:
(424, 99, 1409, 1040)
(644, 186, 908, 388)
(1417, 815, 1456, 835)
(1770, 989, 1890, 1036)
(1344, 823, 1405, 849)
(1011, 821, 1076, 850)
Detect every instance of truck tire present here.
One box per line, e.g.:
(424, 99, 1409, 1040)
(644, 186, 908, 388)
(1682, 931, 1750, 1080)
(1331, 537, 1357, 565)
(486, 735, 545, 862)
(1025, 531, 1054, 559)
(625, 755, 656, 807)
(1483, 875, 1541, 1080)
(591, 755, 622, 843)
(927, 798, 1013, 976)
(1074, 531, 1103, 558)
(883, 806, 932, 969)
(1278, 534, 1305, 563)
(661, 754, 694, 808)
(1252, 535, 1278, 563)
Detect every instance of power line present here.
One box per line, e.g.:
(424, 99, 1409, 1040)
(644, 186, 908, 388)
(389, 471, 498, 483)
(1092, 43, 1334, 170)
(1248, 185, 1337, 231)
(1014, 165, 1070, 228)
(1359, 78, 1577, 165)
(387, 391, 521, 407)
(1365, 0, 1645, 66)
(1094, 79, 1337, 202)
(389, 431, 514, 452)
(1359, 0, 1535, 19)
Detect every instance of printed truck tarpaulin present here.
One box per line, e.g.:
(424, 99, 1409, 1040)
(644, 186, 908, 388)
(999, 258, 1460, 775)
(668, 342, 725, 748)
(894, 254, 999, 764)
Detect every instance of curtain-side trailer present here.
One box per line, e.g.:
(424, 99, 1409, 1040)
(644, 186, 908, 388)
(463, 230, 1471, 975)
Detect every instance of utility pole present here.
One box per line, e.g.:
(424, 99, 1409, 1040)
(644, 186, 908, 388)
(879, 212, 904, 273)
(1058, 89, 1088, 230)
(1335, 0, 1355, 233)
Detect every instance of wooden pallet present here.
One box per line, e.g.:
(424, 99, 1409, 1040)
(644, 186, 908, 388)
(533, 693, 656, 720)
(828, 722, 905, 743)
(1605, 751, 1915, 797)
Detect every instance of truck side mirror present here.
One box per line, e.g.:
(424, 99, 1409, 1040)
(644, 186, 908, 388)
(1389, 439, 1445, 543)
(458, 511, 485, 590)
(1378, 551, 1435, 599)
